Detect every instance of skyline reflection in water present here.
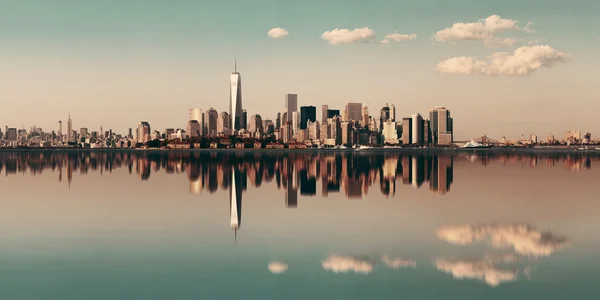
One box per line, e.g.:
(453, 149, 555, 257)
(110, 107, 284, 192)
(2, 150, 596, 198)
(0, 150, 598, 299)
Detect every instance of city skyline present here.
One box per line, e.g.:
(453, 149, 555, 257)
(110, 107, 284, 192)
(1, 0, 599, 139)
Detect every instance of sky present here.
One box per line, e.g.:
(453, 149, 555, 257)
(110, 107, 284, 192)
(0, 0, 599, 140)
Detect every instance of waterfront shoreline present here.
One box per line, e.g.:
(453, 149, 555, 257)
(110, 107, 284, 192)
(1, 147, 599, 154)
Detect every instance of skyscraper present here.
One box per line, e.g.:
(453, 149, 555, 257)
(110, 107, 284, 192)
(241, 109, 247, 130)
(67, 114, 73, 142)
(300, 106, 316, 130)
(230, 59, 243, 131)
(361, 104, 369, 127)
(218, 111, 231, 135)
(137, 122, 151, 143)
(321, 105, 328, 124)
(345, 103, 362, 123)
(205, 108, 219, 136)
(189, 108, 202, 122)
(327, 109, 340, 119)
(292, 111, 300, 135)
(187, 120, 201, 137)
(402, 118, 412, 145)
(429, 107, 453, 146)
(382, 120, 399, 144)
(380, 105, 391, 131)
(276, 112, 281, 129)
(285, 94, 298, 122)
(248, 114, 263, 136)
(412, 113, 424, 145)
(230, 168, 242, 244)
(58, 121, 62, 141)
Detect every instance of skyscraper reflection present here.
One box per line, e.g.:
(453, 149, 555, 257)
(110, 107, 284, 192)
(3, 151, 599, 200)
(230, 167, 242, 244)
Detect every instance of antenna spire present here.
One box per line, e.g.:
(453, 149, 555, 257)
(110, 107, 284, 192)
(234, 56, 237, 73)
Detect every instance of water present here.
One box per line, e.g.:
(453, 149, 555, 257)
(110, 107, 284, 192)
(0, 150, 598, 299)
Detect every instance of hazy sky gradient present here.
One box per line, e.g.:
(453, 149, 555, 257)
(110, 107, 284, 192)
(0, 0, 599, 139)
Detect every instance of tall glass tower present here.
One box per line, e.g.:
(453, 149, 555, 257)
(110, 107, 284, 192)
(230, 59, 243, 131)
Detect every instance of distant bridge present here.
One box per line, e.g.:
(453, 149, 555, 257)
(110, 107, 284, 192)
(472, 135, 502, 145)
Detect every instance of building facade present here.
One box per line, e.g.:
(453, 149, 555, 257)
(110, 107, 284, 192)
(205, 108, 219, 136)
(187, 120, 201, 138)
(429, 107, 453, 146)
(285, 94, 298, 123)
(300, 106, 316, 130)
(230, 62, 243, 130)
(411, 113, 424, 145)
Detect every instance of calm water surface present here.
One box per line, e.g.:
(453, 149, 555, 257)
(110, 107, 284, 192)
(0, 151, 598, 299)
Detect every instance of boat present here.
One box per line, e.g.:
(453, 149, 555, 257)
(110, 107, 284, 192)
(355, 145, 373, 151)
(339, 145, 347, 150)
(462, 139, 492, 149)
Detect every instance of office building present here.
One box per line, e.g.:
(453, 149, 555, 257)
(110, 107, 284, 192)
(281, 121, 293, 143)
(67, 114, 73, 142)
(218, 112, 231, 135)
(341, 122, 356, 146)
(361, 104, 369, 127)
(300, 106, 316, 130)
(429, 107, 453, 146)
(189, 108, 202, 122)
(307, 120, 320, 141)
(321, 105, 328, 124)
(292, 111, 300, 135)
(423, 119, 431, 145)
(248, 114, 263, 136)
(187, 120, 201, 138)
(205, 108, 219, 136)
(276, 112, 281, 129)
(382, 120, 399, 144)
(230, 60, 243, 130)
(344, 103, 362, 123)
(58, 121, 62, 141)
(412, 113, 423, 145)
(6, 128, 17, 141)
(137, 122, 151, 143)
(241, 109, 247, 130)
(285, 94, 298, 122)
(327, 109, 340, 119)
(402, 118, 412, 145)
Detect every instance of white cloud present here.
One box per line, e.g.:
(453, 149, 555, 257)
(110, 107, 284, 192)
(436, 56, 488, 75)
(524, 22, 536, 33)
(435, 15, 519, 43)
(435, 258, 518, 287)
(268, 28, 289, 39)
(436, 223, 570, 256)
(381, 255, 416, 269)
(268, 261, 289, 274)
(436, 45, 570, 76)
(321, 27, 376, 45)
(484, 37, 521, 48)
(322, 255, 374, 274)
(528, 40, 540, 46)
(381, 33, 417, 44)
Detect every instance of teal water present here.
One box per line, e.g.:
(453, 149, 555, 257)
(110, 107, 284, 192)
(0, 151, 598, 299)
